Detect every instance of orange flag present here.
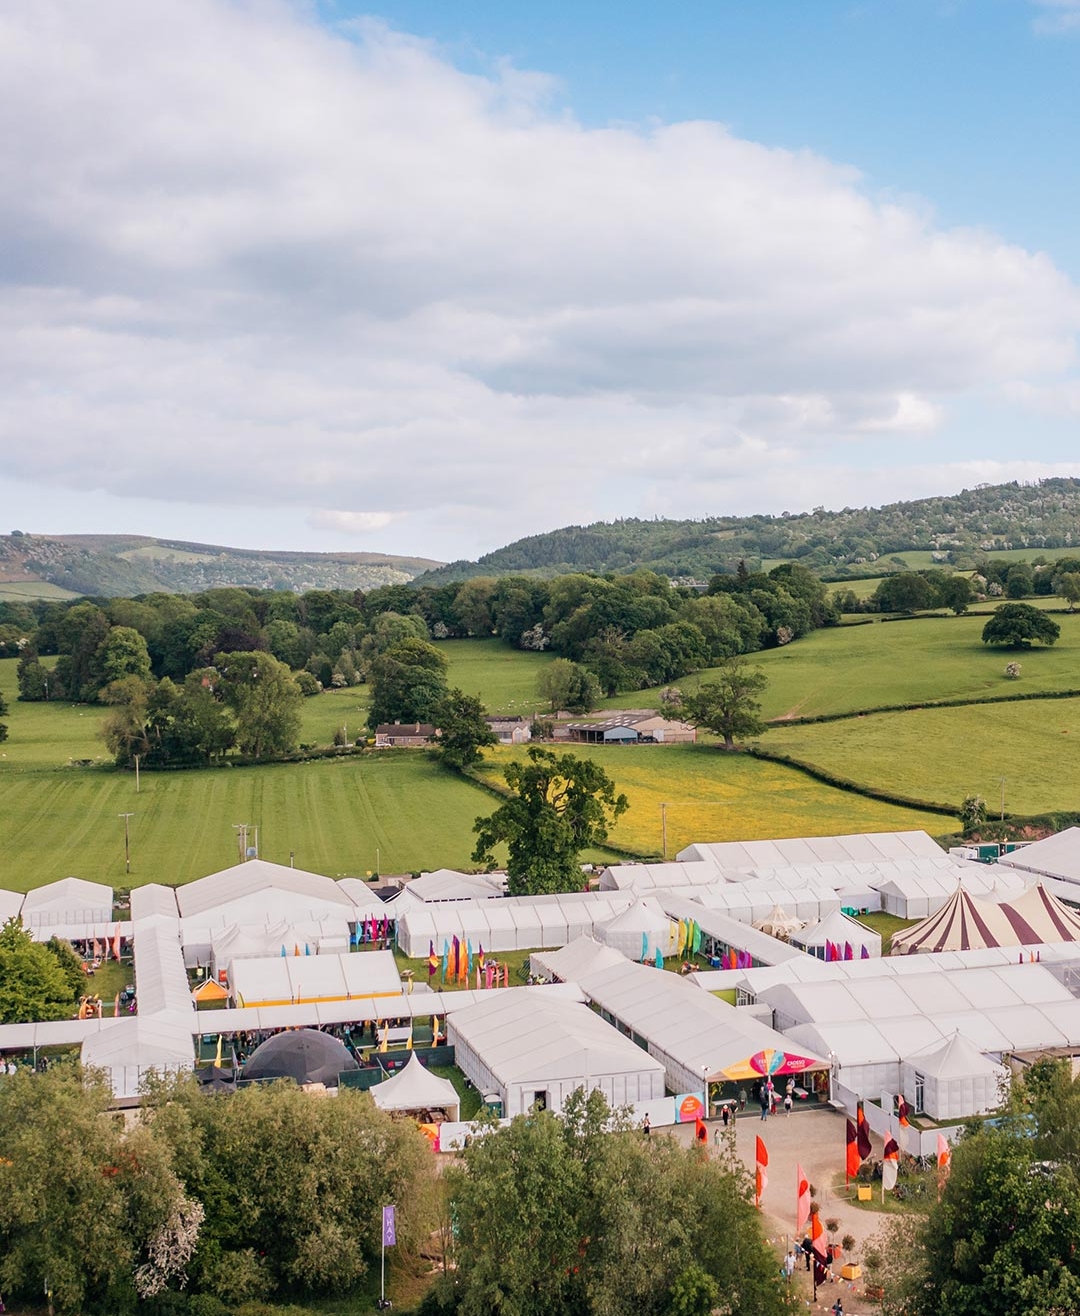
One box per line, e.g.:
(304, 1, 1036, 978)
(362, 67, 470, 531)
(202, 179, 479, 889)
(796, 1162, 811, 1232)
(937, 1133, 951, 1175)
(846, 1118, 861, 1181)
(810, 1208, 827, 1259)
(755, 1135, 768, 1208)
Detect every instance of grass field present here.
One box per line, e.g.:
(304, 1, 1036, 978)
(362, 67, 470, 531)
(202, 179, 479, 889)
(0, 580, 80, 601)
(602, 612, 1080, 721)
(768, 697, 1080, 817)
(475, 743, 948, 859)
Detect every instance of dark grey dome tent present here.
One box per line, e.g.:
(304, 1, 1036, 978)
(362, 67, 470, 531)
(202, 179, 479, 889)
(241, 1028, 358, 1087)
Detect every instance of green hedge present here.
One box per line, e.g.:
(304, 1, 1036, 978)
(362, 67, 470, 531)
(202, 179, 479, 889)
(768, 687, 1080, 729)
(746, 745, 958, 817)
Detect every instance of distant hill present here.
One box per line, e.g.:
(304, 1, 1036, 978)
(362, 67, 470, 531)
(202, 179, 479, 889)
(0, 533, 441, 598)
(415, 478, 1080, 584)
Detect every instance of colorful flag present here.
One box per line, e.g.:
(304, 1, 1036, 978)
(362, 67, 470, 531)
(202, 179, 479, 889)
(845, 1119, 861, 1181)
(796, 1162, 811, 1231)
(654, 946, 664, 970)
(382, 1204, 396, 1247)
(478, 944, 485, 970)
(897, 1094, 911, 1127)
(466, 940, 473, 975)
(857, 1101, 873, 1160)
(692, 921, 702, 955)
(844, 941, 853, 961)
(432, 1016, 441, 1045)
(642, 932, 649, 962)
(427, 941, 438, 978)
(861, 944, 870, 959)
(882, 1135, 899, 1192)
(810, 1208, 827, 1260)
(449, 936, 459, 980)
(215, 1033, 223, 1066)
(442, 939, 449, 982)
(458, 944, 468, 984)
(937, 1133, 951, 1175)
(677, 920, 687, 954)
(755, 1135, 769, 1208)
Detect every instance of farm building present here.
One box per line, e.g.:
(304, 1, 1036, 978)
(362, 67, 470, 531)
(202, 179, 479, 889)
(485, 716, 531, 744)
(447, 990, 667, 1117)
(373, 722, 435, 747)
(559, 711, 696, 744)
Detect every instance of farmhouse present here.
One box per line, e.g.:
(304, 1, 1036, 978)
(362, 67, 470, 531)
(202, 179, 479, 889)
(374, 721, 436, 747)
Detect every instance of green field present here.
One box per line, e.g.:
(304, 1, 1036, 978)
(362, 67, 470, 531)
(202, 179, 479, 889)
(0, 580, 80, 601)
(436, 638, 556, 716)
(476, 743, 947, 860)
(768, 697, 1080, 817)
(602, 612, 1080, 721)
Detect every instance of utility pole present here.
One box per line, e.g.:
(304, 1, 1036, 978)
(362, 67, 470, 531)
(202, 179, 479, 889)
(233, 823, 249, 862)
(118, 813, 133, 875)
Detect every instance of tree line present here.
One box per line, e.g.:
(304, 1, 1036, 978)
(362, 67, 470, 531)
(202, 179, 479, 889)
(0, 564, 833, 766)
(0, 1071, 789, 1316)
(834, 554, 1080, 615)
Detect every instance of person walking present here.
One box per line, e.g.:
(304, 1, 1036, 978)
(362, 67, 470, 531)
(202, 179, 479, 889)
(801, 1236, 813, 1271)
(784, 1091, 793, 1115)
(783, 1250, 797, 1282)
(642, 1113, 650, 1136)
(759, 1087, 769, 1121)
(721, 1103, 730, 1128)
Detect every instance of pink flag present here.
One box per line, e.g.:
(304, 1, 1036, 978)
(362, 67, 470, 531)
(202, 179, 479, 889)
(796, 1162, 811, 1232)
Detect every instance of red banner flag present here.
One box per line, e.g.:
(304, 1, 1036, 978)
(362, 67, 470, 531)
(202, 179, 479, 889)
(755, 1135, 768, 1207)
(897, 1094, 911, 1127)
(845, 1119, 861, 1181)
(856, 1100, 873, 1161)
(796, 1162, 811, 1232)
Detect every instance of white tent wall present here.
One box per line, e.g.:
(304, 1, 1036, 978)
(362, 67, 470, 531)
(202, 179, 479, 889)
(900, 1056, 1006, 1121)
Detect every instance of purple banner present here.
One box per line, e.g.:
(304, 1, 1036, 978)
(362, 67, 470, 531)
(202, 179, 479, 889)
(382, 1204, 396, 1247)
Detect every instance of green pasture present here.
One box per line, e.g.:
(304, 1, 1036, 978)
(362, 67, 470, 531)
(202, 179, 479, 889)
(0, 580, 79, 601)
(603, 611, 1080, 721)
(0, 752, 508, 891)
(476, 743, 948, 860)
(436, 637, 556, 716)
(767, 696, 1080, 817)
(826, 576, 886, 600)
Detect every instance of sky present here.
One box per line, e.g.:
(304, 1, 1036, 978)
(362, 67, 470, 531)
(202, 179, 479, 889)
(2, 1, 1080, 564)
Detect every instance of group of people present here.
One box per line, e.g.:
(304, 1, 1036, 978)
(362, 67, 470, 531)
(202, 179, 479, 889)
(757, 1076, 796, 1119)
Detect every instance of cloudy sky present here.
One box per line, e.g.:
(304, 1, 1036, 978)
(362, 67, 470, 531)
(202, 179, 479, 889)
(3, 1, 1080, 562)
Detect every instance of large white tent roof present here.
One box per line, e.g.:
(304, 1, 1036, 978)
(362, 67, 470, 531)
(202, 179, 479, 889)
(677, 830, 945, 870)
(791, 909, 881, 956)
(447, 989, 667, 1087)
(660, 893, 805, 967)
(0, 888, 24, 921)
(598, 861, 721, 891)
(573, 958, 828, 1090)
(176, 859, 353, 919)
(369, 1053, 460, 1117)
(21, 877, 112, 925)
(407, 870, 503, 902)
(130, 884, 180, 920)
(906, 1031, 1005, 1081)
(531, 936, 629, 982)
(81, 1012, 195, 1070)
(997, 828, 1080, 886)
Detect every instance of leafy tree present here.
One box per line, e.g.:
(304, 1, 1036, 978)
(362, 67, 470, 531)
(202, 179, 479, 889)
(0, 1067, 199, 1315)
(441, 1088, 792, 1316)
(214, 651, 303, 759)
(981, 602, 1061, 648)
(99, 675, 153, 766)
(536, 658, 601, 715)
(583, 626, 632, 697)
(16, 649, 50, 701)
(95, 625, 153, 691)
(431, 688, 497, 771)
(959, 794, 987, 830)
(473, 747, 628, 895)
(676, 655, 768, 749)
(53, 601, 110, 699)
(936, 574, 974, 614)
(1005, 562, 1034, 598)
(367, 637, 450, 730)
(873, 572, 932, 613)
(145, 1077, 437, 1301)
(1056, 570, 1080, 611)
(0, 917, 80, 1022)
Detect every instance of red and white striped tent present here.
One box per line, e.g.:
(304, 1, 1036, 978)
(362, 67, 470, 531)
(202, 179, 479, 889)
(892, 883, 1080, 955)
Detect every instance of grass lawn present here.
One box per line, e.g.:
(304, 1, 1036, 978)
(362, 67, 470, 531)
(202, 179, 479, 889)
(437, 637, 556, 717)
(767, 697, 1080, 817)
(601, 612, 1080, 721)
(475, 743, 949, 860)
(826, 576, 887, 600)
(0, 752, 516, 891)
(854, 912, 918, 956)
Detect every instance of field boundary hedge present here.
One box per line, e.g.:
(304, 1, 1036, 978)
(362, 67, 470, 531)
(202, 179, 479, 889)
(769, 687, 1080, 729)
(746, 745, 959, 818)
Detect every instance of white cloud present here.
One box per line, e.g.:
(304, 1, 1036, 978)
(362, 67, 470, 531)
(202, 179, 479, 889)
(308, 509, 399, 535)
(1030, 1, 1080, 34)
(0, 1, 1078, 558)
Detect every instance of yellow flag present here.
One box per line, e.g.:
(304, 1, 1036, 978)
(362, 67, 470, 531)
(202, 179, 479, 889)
(406, 1029, 413, 1050)
(677, 920, 687, 954)
(214, 1033, 223, 1066)
(379, 1024, 388, 1052)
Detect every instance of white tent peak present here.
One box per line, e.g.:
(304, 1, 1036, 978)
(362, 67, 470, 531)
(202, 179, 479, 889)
(370, 1052, 460, 1119)
(906, 1030, 1002, 1079)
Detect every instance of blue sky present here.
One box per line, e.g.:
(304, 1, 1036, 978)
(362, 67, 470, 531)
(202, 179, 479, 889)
(1, 0, 1079, 561)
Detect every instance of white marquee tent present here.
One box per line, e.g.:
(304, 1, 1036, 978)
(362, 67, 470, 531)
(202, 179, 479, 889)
(447, 989, 667, 1117)
(596, 899, 675, 961)
(370, 1053, 461, 1120)
(21, 877, 112, 929)
(790, 910, 881, 960)
(900, 1032, 1008, 1121)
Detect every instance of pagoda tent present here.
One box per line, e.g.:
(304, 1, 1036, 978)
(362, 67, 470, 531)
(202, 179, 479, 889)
(596, 899, 675, 961)
(192, 978, 229, 1005)
(370, 1053, 461, 1121)
(532, 935, 630, 983)
(754, 904, 803, 941)
(900, 1032, 1008, 1121)
(890, 887, 1017, 955)
(996, 884, 1080, 945)
(790, 909, 881, 960)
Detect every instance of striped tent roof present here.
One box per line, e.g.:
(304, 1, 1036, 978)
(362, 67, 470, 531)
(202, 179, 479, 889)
(892, 883, 1080, 955)
(891, 886, 1017, 955)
